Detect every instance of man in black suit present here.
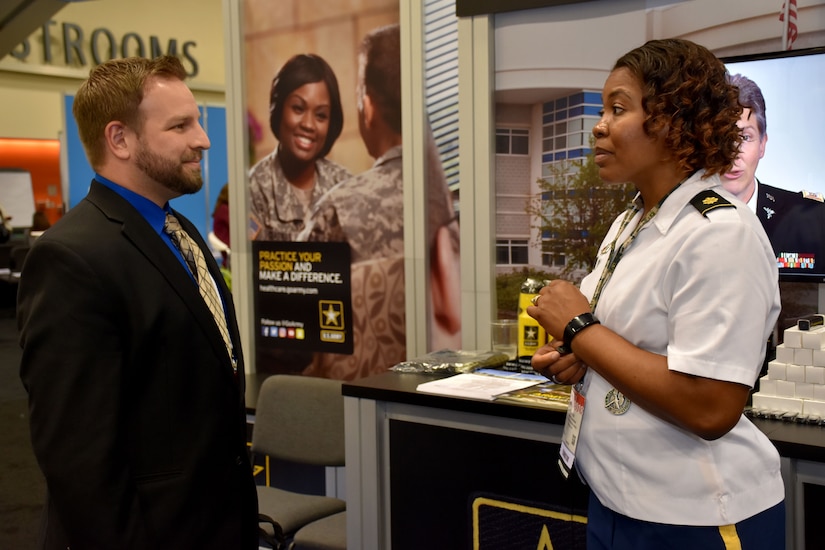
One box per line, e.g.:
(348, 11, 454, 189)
(17, 56, 258, 549)
(723, 73, 825, 277)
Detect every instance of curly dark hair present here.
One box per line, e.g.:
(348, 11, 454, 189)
(613, 39, 742, 178)
(269, 54, 344, 159)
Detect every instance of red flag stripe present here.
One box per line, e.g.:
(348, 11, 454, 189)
(779, 0, 798, 50)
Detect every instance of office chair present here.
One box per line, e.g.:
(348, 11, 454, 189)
(252, 375, 347, 549)
(291, 510, 346, 550)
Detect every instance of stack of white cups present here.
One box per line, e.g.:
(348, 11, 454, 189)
(752, 314, 825, 420)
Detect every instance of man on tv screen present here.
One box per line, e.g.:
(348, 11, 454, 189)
(723, 73, 825, 278)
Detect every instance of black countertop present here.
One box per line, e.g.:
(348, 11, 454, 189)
(342, 370, 569, 424)
(341, 371, 825, 463)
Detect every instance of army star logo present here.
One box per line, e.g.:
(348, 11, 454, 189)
(319, 300, 345, 330)
(324, 306, 340, 325)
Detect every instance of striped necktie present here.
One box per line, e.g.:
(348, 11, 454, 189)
(164, 212, 234, 368)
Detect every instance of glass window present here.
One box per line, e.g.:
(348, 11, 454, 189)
(583, 91, 601, 104)
(511, 243, 528, 264)
(512, 135, 529, 155)
(496, 239, 529, 265)
(495, 134, 510, 154)
(541, 91, 603, 171)
(496, 241, 510, 264)
(495, 128, 529, 156)
(542, 252, 566, 268)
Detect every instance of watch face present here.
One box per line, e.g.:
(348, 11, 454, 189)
(564, 313, 599, 347)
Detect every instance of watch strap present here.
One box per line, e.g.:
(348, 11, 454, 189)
(558, 312, 600, 354)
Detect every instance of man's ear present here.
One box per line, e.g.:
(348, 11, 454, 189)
(361, 93, 376, 131)
(105, 121, 131, 160)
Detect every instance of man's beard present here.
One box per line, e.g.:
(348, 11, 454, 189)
(135, 139, 203, 196)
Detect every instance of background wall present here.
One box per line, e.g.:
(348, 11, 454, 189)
(0, 0, 226, 141)
(0, 0, 228, 238)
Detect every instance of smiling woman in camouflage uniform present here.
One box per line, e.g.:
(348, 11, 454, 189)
(248, 54, 351, 241)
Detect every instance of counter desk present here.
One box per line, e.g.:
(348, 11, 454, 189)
(342, 371, 825, 550)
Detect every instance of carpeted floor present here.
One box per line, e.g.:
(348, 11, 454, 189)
(0, 308, 44, 550)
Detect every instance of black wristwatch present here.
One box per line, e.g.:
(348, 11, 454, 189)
(557, 313, 600, 355)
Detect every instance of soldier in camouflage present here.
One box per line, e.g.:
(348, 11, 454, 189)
(300, 24, 407, 379)
(249, 150, 351, 241)
(300, 145, 402, 262)
(249, 53, 351, 241)
(300, 26, 403, 259)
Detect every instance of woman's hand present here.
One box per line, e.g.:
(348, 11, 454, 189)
(526, 280, 592, 341)
(531, 341, 588, 385)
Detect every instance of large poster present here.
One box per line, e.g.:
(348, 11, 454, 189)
(243, 1, 402, 379)
(243, 1, 461, 379)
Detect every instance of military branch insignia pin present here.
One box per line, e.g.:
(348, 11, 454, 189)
(604, 388, 631, 415)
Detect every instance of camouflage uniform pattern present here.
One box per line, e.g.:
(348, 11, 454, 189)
(301, 145, 403, 263)
(248, 148, 352, 241)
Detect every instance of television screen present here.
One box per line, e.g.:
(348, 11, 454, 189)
(723, 47, 825, 283)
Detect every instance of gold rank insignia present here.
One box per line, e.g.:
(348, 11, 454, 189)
(802, 190, 825, 202)
(690, 190, 734, 217)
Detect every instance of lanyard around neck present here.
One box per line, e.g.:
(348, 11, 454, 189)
(589, 184, 680, 310)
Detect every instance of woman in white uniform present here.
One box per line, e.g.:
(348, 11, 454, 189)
(528, 39, 784, 549)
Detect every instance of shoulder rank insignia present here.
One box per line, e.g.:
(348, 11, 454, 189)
(690, 190, 735, 217)
(802, 190, 825, 202)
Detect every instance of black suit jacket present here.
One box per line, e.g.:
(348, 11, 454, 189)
(18, 181, 258, 549)
(756, 181, 825, 277)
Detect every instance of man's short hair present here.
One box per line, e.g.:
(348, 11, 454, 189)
(729, 73, 767, 137)
(359, 24, 401, 135)
(73, 56, 187, 169)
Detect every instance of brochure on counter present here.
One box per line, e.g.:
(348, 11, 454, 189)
(494, 382, 572, 411)
(416, 368, 571, 409)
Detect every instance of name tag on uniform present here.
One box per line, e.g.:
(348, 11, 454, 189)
(558, 385, 585, 479)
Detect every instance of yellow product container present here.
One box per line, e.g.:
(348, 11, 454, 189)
(517, 278, 549, 359)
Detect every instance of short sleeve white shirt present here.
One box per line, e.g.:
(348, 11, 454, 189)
(576, 170, 784, 526)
